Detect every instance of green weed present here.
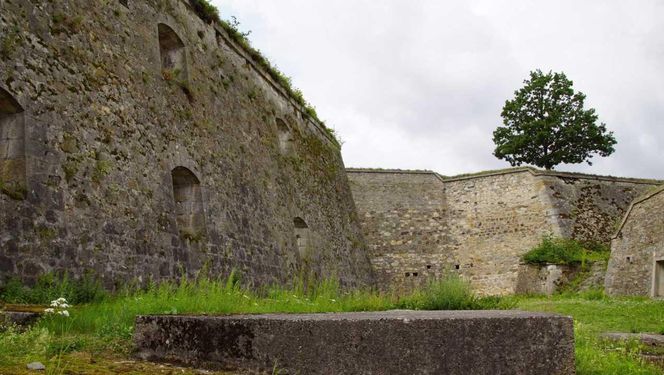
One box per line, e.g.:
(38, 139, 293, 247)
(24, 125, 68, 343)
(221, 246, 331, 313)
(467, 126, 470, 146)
(523, 236, 610, 266)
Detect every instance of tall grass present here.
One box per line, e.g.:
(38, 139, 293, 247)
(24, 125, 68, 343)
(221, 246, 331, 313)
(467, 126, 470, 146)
(0, 273, 508, 370)
(1, 272, 106, 305)
(33, 273, 506, 338)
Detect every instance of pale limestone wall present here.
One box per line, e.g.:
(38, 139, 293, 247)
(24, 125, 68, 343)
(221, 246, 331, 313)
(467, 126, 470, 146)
(605, 187, 664, 296)
(443, 171, 557, 294)
(348, 171, 448, 290)
(348, 167, 660, 295)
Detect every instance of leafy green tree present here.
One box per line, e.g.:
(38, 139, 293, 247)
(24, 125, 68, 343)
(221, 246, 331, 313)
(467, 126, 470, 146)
(493, 70, 616, 170)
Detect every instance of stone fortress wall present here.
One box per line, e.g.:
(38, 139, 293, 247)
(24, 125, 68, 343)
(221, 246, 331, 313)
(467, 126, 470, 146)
(0, 0, 374, 288)
(348, 167, 660, 295)
(605, 186, 664, 297)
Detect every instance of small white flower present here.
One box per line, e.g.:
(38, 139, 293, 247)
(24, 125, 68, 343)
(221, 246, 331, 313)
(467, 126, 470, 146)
(44, 308, 55, 314)
(58, 310, 70, 317)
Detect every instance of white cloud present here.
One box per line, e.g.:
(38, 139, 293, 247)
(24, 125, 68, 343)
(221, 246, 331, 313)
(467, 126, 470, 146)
(212, 0, 664, 178)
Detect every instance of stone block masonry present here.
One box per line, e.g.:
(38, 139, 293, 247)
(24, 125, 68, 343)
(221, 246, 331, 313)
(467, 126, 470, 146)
(348, 167, 660, 295)
(605, 186, 664, 297)
(134, 310, 576, 375)
(0, 0, 374, 289)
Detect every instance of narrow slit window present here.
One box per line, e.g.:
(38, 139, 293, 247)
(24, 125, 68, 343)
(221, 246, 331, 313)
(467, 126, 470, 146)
(294, 217, 309, 256)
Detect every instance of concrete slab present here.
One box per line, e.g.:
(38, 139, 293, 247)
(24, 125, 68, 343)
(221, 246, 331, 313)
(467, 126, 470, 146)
(134, 310, 575, 374)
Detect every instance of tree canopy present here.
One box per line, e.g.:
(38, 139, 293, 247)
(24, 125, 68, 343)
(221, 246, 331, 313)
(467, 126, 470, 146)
(493, 70, 616, 170)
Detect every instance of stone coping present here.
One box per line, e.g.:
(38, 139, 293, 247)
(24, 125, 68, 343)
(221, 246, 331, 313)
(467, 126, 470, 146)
(347, 166, 663, 185)
(134, 310, 575, 374)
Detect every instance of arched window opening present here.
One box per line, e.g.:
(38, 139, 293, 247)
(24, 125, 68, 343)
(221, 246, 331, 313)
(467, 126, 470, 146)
(0, 87, 25, 187)
(276, 118, 294, 154)
(171, 167, 205, 240)
(294, 217, 309, 257)
(158, 24, 187, 83)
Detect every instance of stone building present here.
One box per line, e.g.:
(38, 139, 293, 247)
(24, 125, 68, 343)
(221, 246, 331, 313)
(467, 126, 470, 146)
(0, 0, 374, 288)
(605, 186, 664, 297)
(348, 167, 660, 295)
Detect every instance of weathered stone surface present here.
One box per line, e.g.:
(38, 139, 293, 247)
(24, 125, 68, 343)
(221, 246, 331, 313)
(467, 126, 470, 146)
(0, 0, 373, 289)
(601, 332, 664, 347)
(0, 311, 41, 327)
(348, 167, 659, 294)
(606, 187, 664, 297)
(134, 310, 576, 375)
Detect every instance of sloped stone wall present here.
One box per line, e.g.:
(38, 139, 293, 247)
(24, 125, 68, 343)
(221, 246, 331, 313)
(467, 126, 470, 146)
(539, 173, 651, 245)
(0, 0, 373, 289)
(605, 187, 664, 296)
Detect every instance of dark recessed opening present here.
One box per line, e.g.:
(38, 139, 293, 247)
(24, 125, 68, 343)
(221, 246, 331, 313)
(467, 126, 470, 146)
(426, 265, 432, 269)
(405, 272, 411, 277)
(119, 0, 128, 7)
(171, 166, 205, 240)
(0, 87, 26, 190)
(158, 23, 187, 83)
(412, 272, 419, 277)
(294, 217, 310, 257)
(455, 264, 460, 270)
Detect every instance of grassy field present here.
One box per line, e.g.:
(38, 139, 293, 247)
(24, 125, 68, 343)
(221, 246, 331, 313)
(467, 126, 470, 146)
(1, 277, 663, 374)
(514, 292, 664, 375)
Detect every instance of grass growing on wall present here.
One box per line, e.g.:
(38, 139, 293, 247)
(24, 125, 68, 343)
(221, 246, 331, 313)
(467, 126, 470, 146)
(186, 0, 340, 145)
(522, 236, 611, 266)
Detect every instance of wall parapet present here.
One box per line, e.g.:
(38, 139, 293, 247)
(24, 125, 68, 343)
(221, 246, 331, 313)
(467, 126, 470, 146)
(348, 166, 663, 185)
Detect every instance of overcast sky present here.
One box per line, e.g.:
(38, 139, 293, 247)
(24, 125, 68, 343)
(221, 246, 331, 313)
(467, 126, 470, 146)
(211, 0, 664, 179)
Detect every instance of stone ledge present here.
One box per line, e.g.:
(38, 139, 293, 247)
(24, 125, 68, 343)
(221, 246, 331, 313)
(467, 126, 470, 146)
(347, 166, 663, 185)
(134, 310, 575, 375)
(0, 311, 41, 327)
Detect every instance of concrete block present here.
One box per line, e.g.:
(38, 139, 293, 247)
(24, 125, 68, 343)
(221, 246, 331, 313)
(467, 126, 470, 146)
(134, 310, 575, 374)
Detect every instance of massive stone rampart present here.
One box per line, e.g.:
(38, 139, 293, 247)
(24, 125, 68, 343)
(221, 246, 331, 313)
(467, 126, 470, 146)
(0, 0, 374, 288)
(348, 167, 660, 294)
(605, 186, 664, 297)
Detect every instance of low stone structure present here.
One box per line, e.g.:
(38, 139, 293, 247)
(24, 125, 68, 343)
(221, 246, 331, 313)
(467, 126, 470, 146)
(134, 310, 575, 375)
(605, 186, 664, 297)
(348, 167, 660, 294)
(601, 332, 664, 368)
